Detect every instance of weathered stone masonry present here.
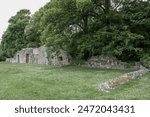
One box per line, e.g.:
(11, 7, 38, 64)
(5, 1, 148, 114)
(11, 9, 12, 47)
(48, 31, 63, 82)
(98, 66, 149, 92)
(83, 55, 141, 70)
(6, 46, 71, 66)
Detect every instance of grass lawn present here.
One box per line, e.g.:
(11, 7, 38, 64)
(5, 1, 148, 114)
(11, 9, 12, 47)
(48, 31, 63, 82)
(0, 62, 150, 100)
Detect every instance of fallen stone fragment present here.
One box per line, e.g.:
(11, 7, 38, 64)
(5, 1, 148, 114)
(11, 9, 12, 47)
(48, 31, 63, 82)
(98, 67, 149, 92)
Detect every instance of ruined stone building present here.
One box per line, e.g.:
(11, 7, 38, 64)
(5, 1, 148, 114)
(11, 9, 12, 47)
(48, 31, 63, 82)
(48, 49, 71, 66)
(6, 46, 141, 70)
(6, 46, 71, 66)
(15, 46, 48, 64)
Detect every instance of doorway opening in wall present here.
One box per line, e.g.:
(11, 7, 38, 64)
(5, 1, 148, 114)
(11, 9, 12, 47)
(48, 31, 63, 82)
(17, 55, 20, 63)
(26, 54, 29, 63)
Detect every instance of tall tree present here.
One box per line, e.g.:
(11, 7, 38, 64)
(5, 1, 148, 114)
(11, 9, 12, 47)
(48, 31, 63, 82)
(1, 9, 31, 57)
(24, 10, 44, 48)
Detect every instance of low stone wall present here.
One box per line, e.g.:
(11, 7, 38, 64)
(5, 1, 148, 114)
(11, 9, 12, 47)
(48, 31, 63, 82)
(98, 66, 149, 92)
(83, 55, 141, 70)
(6, 58, 16, 63)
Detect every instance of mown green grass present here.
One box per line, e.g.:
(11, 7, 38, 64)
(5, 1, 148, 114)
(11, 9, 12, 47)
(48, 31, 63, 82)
(0, 62, 149, 100)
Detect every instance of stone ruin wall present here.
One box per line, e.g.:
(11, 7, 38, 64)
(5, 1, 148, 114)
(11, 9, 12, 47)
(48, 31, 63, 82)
(6, 58, 16, 63)
(14, 46, 48, 65)
(83, 55, 141, 70)
(48, 49, 71, 66)
(6, 46, 71, 66)
(32, 46, 49, 64)
(98, 66, 149, 92)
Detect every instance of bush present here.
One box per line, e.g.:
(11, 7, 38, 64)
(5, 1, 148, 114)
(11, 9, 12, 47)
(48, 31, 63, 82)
(140, 54, 150, 68)
(0, 47, 5, 61)
(0, 53, 5, 61)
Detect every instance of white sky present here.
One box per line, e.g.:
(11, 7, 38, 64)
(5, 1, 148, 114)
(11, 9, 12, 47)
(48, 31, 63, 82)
(0, 0, 49, 42)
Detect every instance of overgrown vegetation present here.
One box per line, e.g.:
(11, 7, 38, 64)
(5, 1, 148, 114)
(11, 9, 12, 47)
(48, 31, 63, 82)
(0, 0, 150, 65)
(0, 62, 150, 99)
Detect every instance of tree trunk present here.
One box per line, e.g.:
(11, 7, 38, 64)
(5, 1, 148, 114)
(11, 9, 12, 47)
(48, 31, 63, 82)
(105, 0, 111, 14)
(104, 0, 111, 27)
(83, 15, 88, 33)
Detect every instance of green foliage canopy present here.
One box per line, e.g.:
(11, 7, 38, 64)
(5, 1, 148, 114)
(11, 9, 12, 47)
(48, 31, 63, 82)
(1, 0, 150, 63)
(1, 9, 31, 57)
